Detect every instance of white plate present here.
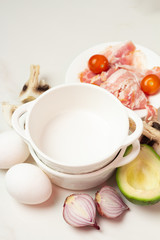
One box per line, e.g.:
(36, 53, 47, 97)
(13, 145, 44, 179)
(65, 42, 160, 118)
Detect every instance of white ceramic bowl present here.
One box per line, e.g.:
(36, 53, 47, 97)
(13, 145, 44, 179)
(12, 83, 143, 174)
(29, 140, 140, 190)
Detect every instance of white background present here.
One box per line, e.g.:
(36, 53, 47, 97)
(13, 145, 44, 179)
(0, 0, 160, 239)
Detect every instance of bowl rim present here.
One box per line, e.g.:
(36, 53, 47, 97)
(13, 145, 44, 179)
(29, 144, 125, 178)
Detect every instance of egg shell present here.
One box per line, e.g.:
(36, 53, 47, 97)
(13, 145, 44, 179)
(0, 130, 30, 169)
(5, 163, 53, 204)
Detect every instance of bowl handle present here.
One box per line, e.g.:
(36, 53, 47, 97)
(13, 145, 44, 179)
(122, 107, 143, 147)
(11, 102, 33, 142)
(107, 139, 140, 170)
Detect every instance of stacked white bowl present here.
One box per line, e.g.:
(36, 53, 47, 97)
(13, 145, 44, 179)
(12, 83, 143, 190)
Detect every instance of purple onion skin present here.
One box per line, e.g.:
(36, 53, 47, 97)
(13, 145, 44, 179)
(63, 193, 100, 230)
(95, 186, 129, 219)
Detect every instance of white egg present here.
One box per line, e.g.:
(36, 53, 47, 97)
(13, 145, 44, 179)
(5, 163, 52, 204)
(0, 130, 30, 169)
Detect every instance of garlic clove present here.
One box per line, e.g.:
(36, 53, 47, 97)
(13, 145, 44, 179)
(63, 193, 100, 230)
(140, 120, 160, 156)
(95, 186, 129, 219)
(1, 102, 18, 127)
(19, 65, 50, 103)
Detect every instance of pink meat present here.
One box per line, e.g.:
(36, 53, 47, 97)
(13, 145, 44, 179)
(100, 68, 158, 121)
(145, 105, 157, 122)
(144, 66, 160, 79)
(103, 41, 136, 65)
(79, 69, 96, 83)
(80, 67, 117, 86)
(100, 69, 148, 110)
(90, 67, 118, 85)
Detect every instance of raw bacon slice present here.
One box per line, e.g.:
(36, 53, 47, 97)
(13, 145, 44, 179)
(79, 69, 96, 83)
(80, 67, 118, 86)
(100, 68, 157, 121)
(100, 69, 148, 110)
(90, 74, 102, 86)
(103, 41, 147, 72)
(131, 50, 147, 71)
(117, 50, 147, 75)
(145, 105, 157, 122)
(103, 41, 136, 65)
(144, 66, 160, 79)
(90, 67, 118, 86)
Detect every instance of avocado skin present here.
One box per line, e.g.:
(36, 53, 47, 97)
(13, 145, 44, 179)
(125, 197, 160, 206)
(116, 144, 160, 206)
(123, 144, 132, 157)
(116, 169, 160, 205)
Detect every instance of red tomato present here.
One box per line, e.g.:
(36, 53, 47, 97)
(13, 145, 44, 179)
(141, 74, 160, 95)
(88, 54, 109, 74)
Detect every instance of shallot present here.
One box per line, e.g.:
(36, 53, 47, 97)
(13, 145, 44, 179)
(95, 186, 129, 219)
(63, 193, 100, 230)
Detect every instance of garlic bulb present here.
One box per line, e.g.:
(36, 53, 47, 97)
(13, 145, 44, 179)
(95, 186, 129, 219)
(63, 193, 100, 230)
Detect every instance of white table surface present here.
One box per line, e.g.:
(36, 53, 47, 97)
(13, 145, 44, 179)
(1, 0, 160, 239)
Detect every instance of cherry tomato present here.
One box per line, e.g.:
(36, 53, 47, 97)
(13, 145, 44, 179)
(141, 74, 160, 95)
(88, 54, 109, 74)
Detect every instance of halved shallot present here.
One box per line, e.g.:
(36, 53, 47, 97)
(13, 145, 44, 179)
(63, 193, 100, 230)
(95, 186, 129, 219)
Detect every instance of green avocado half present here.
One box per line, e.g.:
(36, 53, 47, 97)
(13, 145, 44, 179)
(116, 144, 160, 205)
